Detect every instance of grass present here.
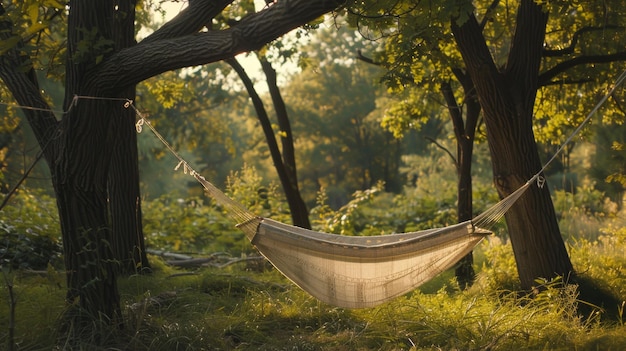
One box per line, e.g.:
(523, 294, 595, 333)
(1, 237, 625, 350)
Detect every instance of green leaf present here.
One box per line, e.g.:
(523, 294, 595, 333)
(27, 3, 39, 25)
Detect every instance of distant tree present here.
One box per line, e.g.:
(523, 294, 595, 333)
(589, 123, 626, 208)
(227, 55, 311, 228)
(136, 66, 244, 198)
(356, 43, 482, 288)
(283, 28, 403, 207)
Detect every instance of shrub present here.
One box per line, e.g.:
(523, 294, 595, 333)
(0, 189, 62, 270)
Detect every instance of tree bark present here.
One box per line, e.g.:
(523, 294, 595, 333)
(108, 0, 150, 274)
(451, 1, 574, 289)
(1, 0, 344, 332)
(57, 0, 122, 328)
(56, 99, 122, 326)
(89, 0, 345, 93)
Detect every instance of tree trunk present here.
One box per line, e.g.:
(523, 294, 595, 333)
(57, 0, 122, 328)
(259, 57, 311, 228)
(451, 1, 574, 289)
(228, 57, 311, 228)
(1, 0, 344, 334)
(108, 0, 150, 274)
(55, 100, 122, 328)
(109, 99, 151, 274)
(441, 73, 481, 289)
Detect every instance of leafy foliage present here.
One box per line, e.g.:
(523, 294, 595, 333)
(224, 164, 291, 223)
(283, 28, 405, 205)
(1, 165, 625, 349)
(142, 165, 290, 255)
(0, 189, 61, 270)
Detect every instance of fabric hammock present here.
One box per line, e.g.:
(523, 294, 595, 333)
(194, 172, 528, 308)
(245, 217, 489, 308)
(135, 113, 532, 309)
(134, 112, 538, 309)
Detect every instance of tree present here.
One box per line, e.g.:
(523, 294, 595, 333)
(284, 41, 403, 207)
(107, 0, 151, 276)
(349, 0, 626, 290)
(354, 9, 484, 289)
(227, 56, 311, 228)
(357, 49, 483, 288)
(0, 0, 344, 337)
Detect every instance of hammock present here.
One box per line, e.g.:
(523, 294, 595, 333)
(192, 171, 528, 308)
(246, 217, 488, 308)
(130, 69, 626, 308)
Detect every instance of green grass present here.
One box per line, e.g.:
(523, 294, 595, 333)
(1, 237, 625, 351)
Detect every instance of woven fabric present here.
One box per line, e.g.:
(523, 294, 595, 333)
(249, 218, 490, 308)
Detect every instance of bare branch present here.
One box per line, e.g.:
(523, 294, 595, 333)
(543, 25, 625, 57)
(538, 78, 593, 87)
(479, 0, 500, 30)
(538, 52, 626, 86)
(425, 136, 458, 167)
(355, 49, 380, 65)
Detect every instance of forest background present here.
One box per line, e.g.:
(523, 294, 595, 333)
(1, 0, 626, 349)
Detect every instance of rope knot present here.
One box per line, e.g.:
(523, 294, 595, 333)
(536, 175, 546, 189)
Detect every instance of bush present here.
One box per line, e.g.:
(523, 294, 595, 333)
(143, 165, 292, 255)
(0, 221, 62, 270)
(0, 189, 62, 270)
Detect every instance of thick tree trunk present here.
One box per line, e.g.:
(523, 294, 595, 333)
(109, 100, 151, 274)
(55, 100, 122, 327)
(451, 1, 574, 289)
(57, 0, 123, 328)
(2, 0, 344, 334)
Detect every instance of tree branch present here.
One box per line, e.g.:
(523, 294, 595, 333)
(425, 136, 457, 167)
(505, 0, 548, 115)
(451, 11, 506, 129)
(355, 49, 380, 65)
(440, 81, 464, 151)
(538, 52, 626, 86)
(90, 0, 344, 92)
(0, 4, 59, 164)
(543, 25, 625, 57)
(479, 0, 500, 30)
(140, 0, 233, 43)
(539, 78, 593, 87)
